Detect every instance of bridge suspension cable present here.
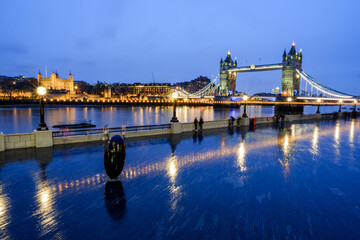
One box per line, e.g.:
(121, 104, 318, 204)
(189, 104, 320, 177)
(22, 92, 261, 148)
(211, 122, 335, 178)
(297, 69, 355, 99)
(191, 74, 220, 96)
(164, 74, 220, 98)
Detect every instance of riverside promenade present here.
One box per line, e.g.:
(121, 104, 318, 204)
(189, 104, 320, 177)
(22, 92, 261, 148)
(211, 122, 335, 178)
(0, 112, 355, 152)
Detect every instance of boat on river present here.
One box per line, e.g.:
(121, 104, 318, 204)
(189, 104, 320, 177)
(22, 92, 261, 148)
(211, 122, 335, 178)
(52, 120, 96, 129)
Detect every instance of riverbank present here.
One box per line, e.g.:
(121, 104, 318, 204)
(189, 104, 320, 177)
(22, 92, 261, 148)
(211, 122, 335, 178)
(1, 112, 357, 152)
(0, 99, 212, 107)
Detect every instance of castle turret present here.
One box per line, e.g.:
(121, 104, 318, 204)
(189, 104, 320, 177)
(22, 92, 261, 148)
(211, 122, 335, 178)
(68, 71, 74, 94)
(68, 71, 73, 81)
(37, 70, 42, 84)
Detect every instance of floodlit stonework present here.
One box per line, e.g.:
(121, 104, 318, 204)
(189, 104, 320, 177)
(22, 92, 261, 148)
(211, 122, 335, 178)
(37, 70, 74, 93)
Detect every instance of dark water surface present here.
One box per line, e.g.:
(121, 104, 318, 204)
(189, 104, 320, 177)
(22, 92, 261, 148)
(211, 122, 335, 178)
(0, 105, 340, 134)
(1, 119, 360, 239)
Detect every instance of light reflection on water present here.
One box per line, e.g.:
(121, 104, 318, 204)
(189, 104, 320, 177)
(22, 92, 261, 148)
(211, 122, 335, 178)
(0, 119, 359, 238)
(0, 105, 342, 134)
(0, 184, 12, 240)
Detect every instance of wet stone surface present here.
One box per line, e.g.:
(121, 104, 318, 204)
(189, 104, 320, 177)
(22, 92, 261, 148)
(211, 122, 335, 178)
(0, 119, 360, 239)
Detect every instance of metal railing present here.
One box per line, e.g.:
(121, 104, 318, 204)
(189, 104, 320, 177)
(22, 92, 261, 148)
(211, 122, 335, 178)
(52, 123, 171, 138)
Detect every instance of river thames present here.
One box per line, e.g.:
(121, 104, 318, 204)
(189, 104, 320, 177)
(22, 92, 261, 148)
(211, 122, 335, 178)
(0, 118, 360, 239)
(0, 105, 341, 134)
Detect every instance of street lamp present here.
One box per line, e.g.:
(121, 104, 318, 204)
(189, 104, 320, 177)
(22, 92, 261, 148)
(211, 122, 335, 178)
(37, 86, 48, 130)
(170, 92, 179, 122)
(338, 100, 343, 112)
(242, 95, 248, 118)
(354, 100, 358, 113)
(287, 97, 292, 114)
(316, 98, 321, 113)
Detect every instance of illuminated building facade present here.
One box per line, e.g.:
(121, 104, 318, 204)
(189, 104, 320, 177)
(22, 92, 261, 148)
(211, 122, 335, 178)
(174, 76, 210, 93)
(219, 51, 237, 96)
(37, 70, 74, 94)
(116, 83, 171, 96)
(282, 42, 302, 97)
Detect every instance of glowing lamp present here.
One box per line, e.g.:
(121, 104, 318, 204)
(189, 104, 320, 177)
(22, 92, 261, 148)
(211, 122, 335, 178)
(172, 92, 178, 99)
(243, 95, 248, 101)
(37, 86, 46, 96)
(287, 97, 292, 102)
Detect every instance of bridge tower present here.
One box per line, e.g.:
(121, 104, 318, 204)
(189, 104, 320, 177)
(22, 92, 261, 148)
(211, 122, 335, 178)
(282, 42, 302, 97)
(219, 51, 237, 96)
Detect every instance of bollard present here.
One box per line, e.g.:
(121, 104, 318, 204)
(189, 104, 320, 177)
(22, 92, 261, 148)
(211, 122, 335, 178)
(104, 135, 126, 179)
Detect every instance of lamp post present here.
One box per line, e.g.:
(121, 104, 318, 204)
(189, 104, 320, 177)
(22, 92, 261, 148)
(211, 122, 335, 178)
(338, 100, 342, 112)
(316, 98, 321, 113)
(287, 97, 292, 114)
(353, 100, 358, 113)
(170, 92, 179, 122)
(242, 95, 248, 118)
(37, 86, 48, 130)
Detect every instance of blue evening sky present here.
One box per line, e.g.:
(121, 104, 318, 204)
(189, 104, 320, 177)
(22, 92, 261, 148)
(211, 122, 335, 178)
(0, 0, 359, 95)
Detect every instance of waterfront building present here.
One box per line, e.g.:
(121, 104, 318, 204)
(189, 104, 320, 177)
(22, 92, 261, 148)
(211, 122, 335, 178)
(104, 87, 112, 98)
(272, 87, 280, 95)
(174, 76, 210, 93)
(115, 83, 171, 96)
(37, 70, 75, 94)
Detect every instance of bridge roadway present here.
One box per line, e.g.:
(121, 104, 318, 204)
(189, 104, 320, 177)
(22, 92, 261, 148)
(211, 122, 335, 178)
(228, 63, 283, 73)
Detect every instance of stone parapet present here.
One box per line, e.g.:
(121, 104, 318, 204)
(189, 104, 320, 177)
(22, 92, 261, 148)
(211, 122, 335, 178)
(34, 130, 53, 148)
(0, 132, 4, 152)
(0, 112, 347, 151)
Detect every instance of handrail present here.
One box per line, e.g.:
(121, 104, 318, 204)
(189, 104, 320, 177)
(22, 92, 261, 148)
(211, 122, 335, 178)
(52, 123, 171, 138)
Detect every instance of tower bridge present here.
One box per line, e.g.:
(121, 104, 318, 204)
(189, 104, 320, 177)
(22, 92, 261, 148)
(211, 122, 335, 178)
(166, 42, 358, 102)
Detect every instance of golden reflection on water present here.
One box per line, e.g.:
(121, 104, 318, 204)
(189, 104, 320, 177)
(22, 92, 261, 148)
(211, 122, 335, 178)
(13, 108, 18, 133)
(155, 107, 159, 124)
(277, 128, 296, 179)
(166, 154, 182, 212)
(0, 184, 12, 240)
(36, 122, 359, 196)
(312, 123, 319, 155)
(139, 107, 144, 126)
(35, 179, 61, 238)
(349, 119, 355, 148)
(237, 142, 247, 172)
(28, 108, 32, 128)
(334, 121, 341, 157)
(83, 107, 88, 122)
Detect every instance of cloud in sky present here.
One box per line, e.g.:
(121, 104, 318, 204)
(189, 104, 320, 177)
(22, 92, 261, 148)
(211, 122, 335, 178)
(0, 0, 359, 95)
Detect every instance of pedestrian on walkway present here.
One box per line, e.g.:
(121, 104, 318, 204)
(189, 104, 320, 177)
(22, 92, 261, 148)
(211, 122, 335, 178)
(229, 116, 235, 127)
(194, 117, 199, 131)
(199, 116, 204, 131)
